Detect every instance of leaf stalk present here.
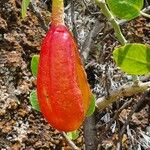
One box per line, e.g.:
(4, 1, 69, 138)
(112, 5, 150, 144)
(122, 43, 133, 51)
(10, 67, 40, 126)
(95, 0, 127, 45)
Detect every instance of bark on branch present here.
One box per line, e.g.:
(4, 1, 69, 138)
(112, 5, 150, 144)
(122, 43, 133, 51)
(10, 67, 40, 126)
(96, 81, 150, 110)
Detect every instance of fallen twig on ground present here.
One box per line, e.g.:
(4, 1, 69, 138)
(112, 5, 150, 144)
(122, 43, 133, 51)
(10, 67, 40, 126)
(62, 132, 79, 150)
(30, 0, 48, 32)
(118, 93, 149, 149)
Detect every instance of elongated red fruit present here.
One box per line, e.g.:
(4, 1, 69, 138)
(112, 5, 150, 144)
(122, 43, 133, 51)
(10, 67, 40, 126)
(37, 0, 91, 131)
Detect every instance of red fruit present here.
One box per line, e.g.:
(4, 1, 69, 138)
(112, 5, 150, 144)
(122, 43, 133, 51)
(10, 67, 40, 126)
(37, 24, 91, 131)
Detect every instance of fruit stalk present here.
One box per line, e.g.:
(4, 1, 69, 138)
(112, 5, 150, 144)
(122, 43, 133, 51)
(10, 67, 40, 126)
(51, 0, 64, 25)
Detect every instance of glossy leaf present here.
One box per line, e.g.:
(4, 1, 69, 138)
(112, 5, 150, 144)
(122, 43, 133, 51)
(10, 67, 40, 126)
(106, 0, 144, 20)
(21, 0, 30, 18)
(86, 94, 96, 117)
(113, 43, 150, 75)
(31, 55, 39, 77)
(67, 130, 79, 140)
(29, 90, 40, 111)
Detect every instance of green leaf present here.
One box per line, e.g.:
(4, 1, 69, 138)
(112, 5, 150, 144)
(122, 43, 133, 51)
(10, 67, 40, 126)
(21, 0, 30, 18)
(113, 43, 150, 75)
(86, 94, 96, 117)
(31, 55, 40, 77)
(29, 90, 40, 111)
(66, 130, 79, 140)
(106, 0, 144, 20)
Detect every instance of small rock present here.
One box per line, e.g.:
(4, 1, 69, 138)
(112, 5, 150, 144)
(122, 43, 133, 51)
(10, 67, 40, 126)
(0, 109, 6, 116)
(2, 126, 12, 134)
(34, 141, 43, 148)
(11, 141, 21, 150)
(7, 98, 18, 110)
(18, 109, 28, 117)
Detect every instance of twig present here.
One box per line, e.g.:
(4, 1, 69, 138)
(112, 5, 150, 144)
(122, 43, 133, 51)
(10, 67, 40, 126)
(104, 99, 133, 131)
(81, 5, 150, 60)
(30, 0, 48, 32)
(96, 81, 150, 110)
(70, 0, 78, 44)
(118, 94, 148, 149)
(81, 19, 105, 60)
(140, 11, 150, 19)
(95, 0, 127, 45)
(142, 5, 150, 13)
(83, 0, 101, 16)
(145, 0, 149, 7)
(62, 132, 79, 150)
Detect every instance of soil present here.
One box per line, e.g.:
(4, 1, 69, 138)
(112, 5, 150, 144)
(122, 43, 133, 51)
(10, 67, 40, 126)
(0, 0, 150, 149)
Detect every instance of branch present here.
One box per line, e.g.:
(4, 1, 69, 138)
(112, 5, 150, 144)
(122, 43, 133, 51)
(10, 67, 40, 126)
(83, 115, 98, 150)
(140, 11, 150, 19)
(81, 5, 150, 60)
(95, 0, 127, 45)
(96, 81, 150, 110)
(62, 132, 79, 150)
